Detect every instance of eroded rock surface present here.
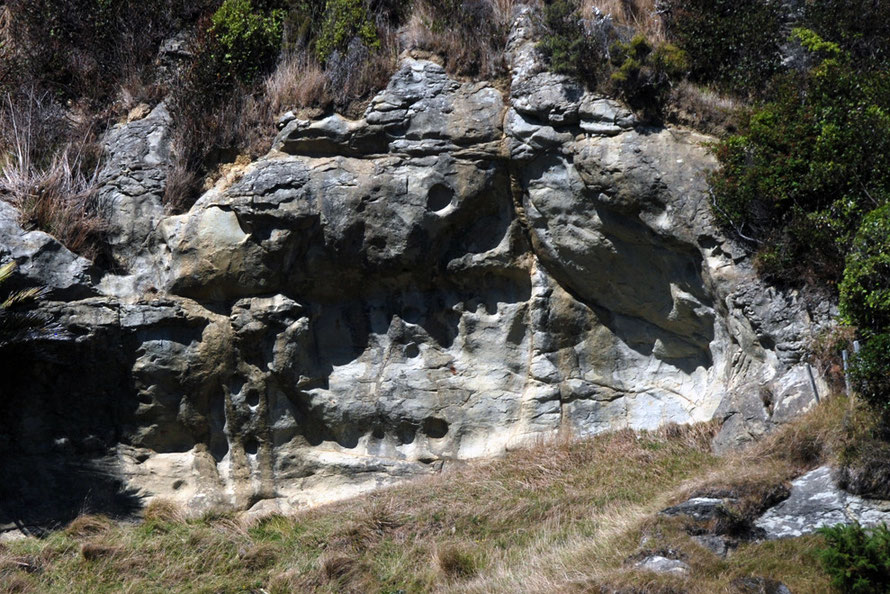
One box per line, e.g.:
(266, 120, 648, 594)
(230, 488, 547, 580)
(1, 6, 831, 528)
(755, 467, 890, 539)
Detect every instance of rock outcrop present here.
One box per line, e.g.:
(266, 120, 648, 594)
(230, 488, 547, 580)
(0, 7, 831, 529)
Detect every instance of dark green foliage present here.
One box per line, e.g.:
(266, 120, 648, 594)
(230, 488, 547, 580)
(538, 0, 603, 84)
(801, 0, 890, 68)
(609, 35, 687, 121)
(210, 0, 285, 81)
(848, 335, 890, 424)
(315, 0, 380, 62)
(841, 205, 890, 332)
(711, 34, 890, 283)
(661, 0, 784, 96)
(818, 523, 890, 594)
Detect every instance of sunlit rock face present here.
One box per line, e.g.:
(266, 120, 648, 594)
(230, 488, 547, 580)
(0, 7, 830, 528)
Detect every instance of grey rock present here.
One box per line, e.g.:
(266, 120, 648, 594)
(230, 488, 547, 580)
(96, 102, 172, 283)
(661, 497, 731, 522)
(755, 466, 890, 539)
(693, 534, 732, 557)
(0, 10, 833, 523)
(0, 200, 97, 299)
(731, 577, 792, 594)
(634, 554, 690, 576)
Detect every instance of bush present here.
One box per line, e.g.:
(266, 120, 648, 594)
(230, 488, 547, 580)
(840, 205, 890, 332)
(801, 0, 890, 68)
(848, 335, 890, 425)
(315, 0, 379, 63)
(210, 0, 285, 82)
(661, 0, 784, 96)
(818, 523, 890, 594)
(538, 0, 604, 84)
(710, 32, 890, 283)
(609, 34, 687, 120)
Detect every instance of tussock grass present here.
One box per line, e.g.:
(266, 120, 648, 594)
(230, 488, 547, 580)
(1, 401, 855, 593)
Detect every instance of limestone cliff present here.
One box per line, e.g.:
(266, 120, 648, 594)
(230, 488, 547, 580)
(0, 8, 831, 530)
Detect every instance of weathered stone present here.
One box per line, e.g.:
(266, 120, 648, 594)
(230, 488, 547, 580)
(0, 200, 97, 299)
(731, 577, 792, 594)
(0, 5, 832, 524)
(661, 497, 732, 522)
(634, 554, 690, 576)
(755, 466, 890, 539)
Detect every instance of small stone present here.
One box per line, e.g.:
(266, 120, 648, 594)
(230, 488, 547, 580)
(634, 555, 690, 576)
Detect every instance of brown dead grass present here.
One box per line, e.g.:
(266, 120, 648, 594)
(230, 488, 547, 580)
(582, 0, 666, 42)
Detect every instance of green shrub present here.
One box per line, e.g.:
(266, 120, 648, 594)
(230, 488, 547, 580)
(314, 0, 379, 63)
(801, 0, 890, 68)
(609, 35, 687, 120)
(538, 0, 603, 85)
(818, 523, 890, 594)
(210, 0, 285, 81)
(661, 0, 784, 96)
(840, 205, 890, 332)
(711, 32, 890, 283)
(848, 335, 890, 424)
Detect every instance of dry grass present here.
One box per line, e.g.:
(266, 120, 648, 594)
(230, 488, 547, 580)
(1, 402, 858, 593)
(402, 0, 515, 80)
(665, 80, 745, 136)
(582, 0, 666, 41)
(265, 52, 331, 117)
(0, 93, 107, 259)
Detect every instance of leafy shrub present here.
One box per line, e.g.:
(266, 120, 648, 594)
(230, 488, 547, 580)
(848, 335, 890, 424)
(609, 34, 687, 120)
(818, 522, 890, 594)
(315, 0, 379, 62)
(538, 0, 604, 84)
(661, 0, 784, 96)
(710, 32, 890, 283)
(840, 205, 890, 332)
(801, 0, 890, 68)
(210, 0, 285, 82)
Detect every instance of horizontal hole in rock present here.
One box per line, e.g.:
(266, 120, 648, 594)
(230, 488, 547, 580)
(404, 342, 420, 358)
(246, 390, 260, 407)
(244, 438, 259, 455)
(422, 417, 449, 439)
(427, 183, 454, 212)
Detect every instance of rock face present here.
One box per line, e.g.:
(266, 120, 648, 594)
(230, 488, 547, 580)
(0, 7, 830, 528)
(755, 467, 890, 539)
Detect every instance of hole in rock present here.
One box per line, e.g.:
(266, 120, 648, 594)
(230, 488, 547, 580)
(372, 426, 386, 440)
(172, 479, 185, 490)
(427, 183, 454, 212)
(422, 417, 449, 439)
(244, 438, 259, 455)
(397, 423, 417, 445)
(368, 236, 387, 250)
(246, 390, 260, 407)
(401, 307, 422, 324)
(404, 342, 420, 358)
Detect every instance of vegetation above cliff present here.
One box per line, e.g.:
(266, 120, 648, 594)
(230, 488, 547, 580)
(1, 398, 865, 593)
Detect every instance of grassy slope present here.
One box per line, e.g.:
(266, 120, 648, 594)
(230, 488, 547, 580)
(0, 398, 854, 594)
